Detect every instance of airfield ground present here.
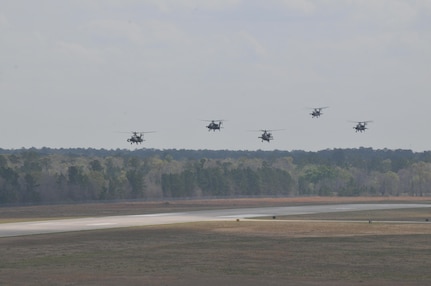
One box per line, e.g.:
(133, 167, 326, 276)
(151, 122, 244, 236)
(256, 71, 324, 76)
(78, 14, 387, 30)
(1, 196, 430, 222)
(1, 197, 431, 285)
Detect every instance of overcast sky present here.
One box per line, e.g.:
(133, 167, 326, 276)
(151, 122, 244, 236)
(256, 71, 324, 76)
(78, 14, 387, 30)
(1, 1, 430, 152)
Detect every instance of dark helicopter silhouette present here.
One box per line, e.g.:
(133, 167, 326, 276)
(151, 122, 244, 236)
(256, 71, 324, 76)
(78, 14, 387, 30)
(251, 129, 283, 142)
(203, 120, 224, 131)
(259, 130, 273, 142)
(351, 121, 372, 133)
(123, 131, 155, 144)
(309, 106, 328, 118)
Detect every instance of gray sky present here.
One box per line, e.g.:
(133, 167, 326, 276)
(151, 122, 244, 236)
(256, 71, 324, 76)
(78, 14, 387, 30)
(1, 1, 430, 152)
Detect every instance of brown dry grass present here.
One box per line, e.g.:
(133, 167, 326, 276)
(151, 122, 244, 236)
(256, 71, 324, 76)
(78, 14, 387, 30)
(1, 197, 431, 285)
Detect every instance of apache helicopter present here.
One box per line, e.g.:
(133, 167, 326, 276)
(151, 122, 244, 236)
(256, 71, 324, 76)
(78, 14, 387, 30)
(351, 121, 372, 133)
(309, 106, 328, 118)
(203, 120, 224, 131)
(253, 129, 283, 142)
(259, 130, 274, 142)
(124, 131, 155, 144)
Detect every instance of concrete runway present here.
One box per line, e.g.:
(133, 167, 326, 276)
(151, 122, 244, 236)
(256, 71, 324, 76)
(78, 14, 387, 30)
(1, 203, 430, 238)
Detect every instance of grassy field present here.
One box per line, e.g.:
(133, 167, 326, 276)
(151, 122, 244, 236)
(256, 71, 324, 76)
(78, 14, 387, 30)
(1, 197, 431, 285)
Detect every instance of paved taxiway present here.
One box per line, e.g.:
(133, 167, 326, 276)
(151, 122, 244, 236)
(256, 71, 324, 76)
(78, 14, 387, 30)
(1, 203, 430, 237)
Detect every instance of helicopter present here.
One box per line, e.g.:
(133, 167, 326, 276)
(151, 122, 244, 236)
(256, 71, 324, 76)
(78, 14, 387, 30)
(253, 129, 283, 142)
(351, 121, 372, 133)
(309, 106, 328, 118)
(259, 130, 273, 142)
(124, 131, 155, 144)
(203, 120, 224, 131)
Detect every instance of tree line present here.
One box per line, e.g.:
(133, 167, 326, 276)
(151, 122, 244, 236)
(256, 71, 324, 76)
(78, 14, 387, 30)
(0, 147, 430, 204)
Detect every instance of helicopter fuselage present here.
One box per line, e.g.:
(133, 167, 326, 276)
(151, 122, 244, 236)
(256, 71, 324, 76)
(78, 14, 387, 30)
(127, 133, 144, 144)
(311, 110, 321, 118)
(206, 121, 222, 131)
(354, 124, 367, 132)
(259, 132, 273, 142)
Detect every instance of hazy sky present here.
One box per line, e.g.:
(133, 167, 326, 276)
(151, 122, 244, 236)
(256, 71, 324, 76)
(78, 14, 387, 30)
(1, 1, 430, 152)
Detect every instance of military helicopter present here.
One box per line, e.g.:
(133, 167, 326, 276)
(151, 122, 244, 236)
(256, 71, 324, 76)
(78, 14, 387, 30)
(124, 131, 155, 144)
(252, 129, 283, 142)
(351, 121, 372, 133)
(203, 120, 224, 131)
(309, 106, 328, 118)
(259, 130, 274, 142)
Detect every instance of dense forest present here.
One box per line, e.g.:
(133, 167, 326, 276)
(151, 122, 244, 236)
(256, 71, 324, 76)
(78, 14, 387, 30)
(0, 147, 431, 205)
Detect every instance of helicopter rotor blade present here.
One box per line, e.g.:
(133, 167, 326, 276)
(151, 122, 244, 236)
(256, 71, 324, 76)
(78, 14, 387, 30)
(247, 129, 284, 132)
(348, 120, 372, 124)
(262, 129, 284, 132)
(134, 131, 156, 134)
(307, 106, 328, 110)
(201, 119, 226, 122)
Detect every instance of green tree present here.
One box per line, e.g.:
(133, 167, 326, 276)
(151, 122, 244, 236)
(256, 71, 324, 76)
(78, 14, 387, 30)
(126, 169, 146, 198)
(22, 173, 40, 202)
(0, 167, 20, 203)
(89, 159, 104, 172)
(378, 171, 399, 196)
